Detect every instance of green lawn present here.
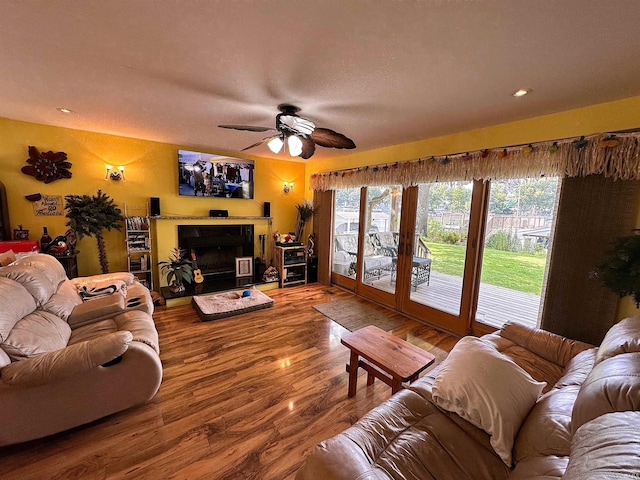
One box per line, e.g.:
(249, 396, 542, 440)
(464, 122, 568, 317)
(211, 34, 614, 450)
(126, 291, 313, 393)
(427, 242, 547, 295)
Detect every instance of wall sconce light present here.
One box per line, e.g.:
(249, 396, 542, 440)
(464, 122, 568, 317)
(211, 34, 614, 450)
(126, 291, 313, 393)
(283, 181, 293, 194)
(105, 164, 126, 182)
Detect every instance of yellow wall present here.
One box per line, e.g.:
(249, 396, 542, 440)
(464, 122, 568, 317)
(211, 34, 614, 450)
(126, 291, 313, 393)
(306, 95, 640, 176)
(0, 117, 307, 284)
(305, 95, 640, 320)
(3, 95, 640, 315)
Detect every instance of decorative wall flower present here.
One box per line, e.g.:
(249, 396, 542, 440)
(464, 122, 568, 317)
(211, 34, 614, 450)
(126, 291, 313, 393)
(21, 146, 72, 183)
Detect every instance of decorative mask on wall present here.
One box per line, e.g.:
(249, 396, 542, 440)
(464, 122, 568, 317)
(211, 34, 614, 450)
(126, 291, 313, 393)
(21, 146, 72, 183)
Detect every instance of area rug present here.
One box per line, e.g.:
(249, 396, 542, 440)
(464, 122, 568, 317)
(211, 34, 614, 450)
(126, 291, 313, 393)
(313, 298, 404, 332)
(192, 288, 274, 322)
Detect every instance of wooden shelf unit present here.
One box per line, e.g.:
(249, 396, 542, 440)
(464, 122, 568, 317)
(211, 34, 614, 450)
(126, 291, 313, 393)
(125, 213, 153, 290)
(274, 245, 307, 288)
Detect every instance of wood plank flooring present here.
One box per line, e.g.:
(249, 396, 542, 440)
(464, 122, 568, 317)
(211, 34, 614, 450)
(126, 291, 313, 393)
(1, 284, 458, 480)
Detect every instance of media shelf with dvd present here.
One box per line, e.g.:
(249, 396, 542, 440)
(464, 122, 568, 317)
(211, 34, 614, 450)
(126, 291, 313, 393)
(274, 245, 307, 288)
(124, 211, 153, 290)
(283, 247, 306, 265)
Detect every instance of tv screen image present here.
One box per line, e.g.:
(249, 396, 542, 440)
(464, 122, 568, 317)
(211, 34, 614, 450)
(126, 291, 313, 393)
(178, 149, 254, 199)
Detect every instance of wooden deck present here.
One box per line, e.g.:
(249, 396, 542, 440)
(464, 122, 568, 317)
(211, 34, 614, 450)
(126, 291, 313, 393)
(367, 271, 541, 329)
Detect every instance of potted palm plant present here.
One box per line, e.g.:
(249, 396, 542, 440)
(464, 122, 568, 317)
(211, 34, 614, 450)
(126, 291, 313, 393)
(591, 230, 640, 307)
(64, 190, 124, 274)
(158, 247, 193, 293)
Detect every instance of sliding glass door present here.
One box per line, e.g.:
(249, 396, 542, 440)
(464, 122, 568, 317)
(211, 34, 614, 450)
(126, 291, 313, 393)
(328, 177, 560, 335)
(474, 177, 560, 330)
(398, 181, 481, 332)
(357, 185, 403, 303)
(332, 187, 361, 288)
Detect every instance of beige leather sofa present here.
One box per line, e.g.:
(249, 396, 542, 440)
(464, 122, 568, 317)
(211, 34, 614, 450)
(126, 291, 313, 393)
(0, 253, 162, 446)
(297, 316, 640, 479)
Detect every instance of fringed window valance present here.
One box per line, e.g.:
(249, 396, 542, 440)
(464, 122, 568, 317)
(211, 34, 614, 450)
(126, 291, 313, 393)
(310, 131, 640, 191)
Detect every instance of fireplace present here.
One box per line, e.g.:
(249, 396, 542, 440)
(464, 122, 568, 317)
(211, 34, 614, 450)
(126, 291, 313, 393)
(178, 224, 254, 281)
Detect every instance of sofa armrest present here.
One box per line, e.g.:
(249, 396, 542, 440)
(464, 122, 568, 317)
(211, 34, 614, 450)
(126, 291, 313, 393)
(0, 338, 161, 446)
(0, 331, 132, 387)
(115, 310, 160, 354)
(67, 294, 126, 328)
(499, 322, 593, 368)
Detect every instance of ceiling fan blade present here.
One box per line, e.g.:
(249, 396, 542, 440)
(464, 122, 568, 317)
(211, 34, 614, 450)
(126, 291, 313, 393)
(299, 136, 316, 159)
(241, 136, 278, 151)
(310, 128, 356, 149)
(219, 124, 276, 133)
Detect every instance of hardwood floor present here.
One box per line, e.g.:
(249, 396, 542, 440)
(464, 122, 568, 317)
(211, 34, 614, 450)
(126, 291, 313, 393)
(1, 284, 458, 480)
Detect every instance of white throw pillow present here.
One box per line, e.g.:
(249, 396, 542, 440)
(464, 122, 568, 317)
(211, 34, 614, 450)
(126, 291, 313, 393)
(431, 336, 545, 467)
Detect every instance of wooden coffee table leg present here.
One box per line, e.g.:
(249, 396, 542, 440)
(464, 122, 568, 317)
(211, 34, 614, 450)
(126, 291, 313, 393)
(367, 370, 375, 386)
(347, 351, 359, 397)
(391, 377, 403, 394)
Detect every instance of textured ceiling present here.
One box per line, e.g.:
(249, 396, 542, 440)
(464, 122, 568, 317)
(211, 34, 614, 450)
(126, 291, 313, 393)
(1, 1, 640, 160)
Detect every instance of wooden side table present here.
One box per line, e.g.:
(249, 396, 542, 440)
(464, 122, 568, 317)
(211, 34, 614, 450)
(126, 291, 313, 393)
(52, 253, 78, 279)
(340, 325, 436, 397)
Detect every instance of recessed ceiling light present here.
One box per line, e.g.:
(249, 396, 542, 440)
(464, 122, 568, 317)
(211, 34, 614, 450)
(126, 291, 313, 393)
(56, 107, 74, 114)
(512, 88, 532, 97)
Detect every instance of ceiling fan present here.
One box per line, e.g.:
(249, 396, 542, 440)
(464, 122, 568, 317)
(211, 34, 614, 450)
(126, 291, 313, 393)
(219, 104, 356, 159)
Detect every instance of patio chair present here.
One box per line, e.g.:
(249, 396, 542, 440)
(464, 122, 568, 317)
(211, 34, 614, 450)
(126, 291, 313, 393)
(375, 231, 399, 256)
(386, 235, 432, 290)
(334, 234, 358, 276)
(362, 233, 394, 282)
(411, 237, 432, 289)
(333, 233, 394, 281)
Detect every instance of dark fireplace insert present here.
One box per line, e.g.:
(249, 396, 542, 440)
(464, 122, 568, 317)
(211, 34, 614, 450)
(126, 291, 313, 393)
(178, 224, 254, 281)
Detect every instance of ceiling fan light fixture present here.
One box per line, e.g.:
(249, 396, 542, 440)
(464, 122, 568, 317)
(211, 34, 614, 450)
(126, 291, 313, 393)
(267, 136, 284, 154)
(287, 135, 303, 157)
(220, 104, 355, 158)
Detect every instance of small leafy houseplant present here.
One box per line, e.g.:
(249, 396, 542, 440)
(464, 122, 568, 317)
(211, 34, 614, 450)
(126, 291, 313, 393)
(590, 231, 640, 307)
(158, 247, 193, 292)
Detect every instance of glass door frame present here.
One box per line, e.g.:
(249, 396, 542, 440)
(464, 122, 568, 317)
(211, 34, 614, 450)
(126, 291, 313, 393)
(396, 180, 489, 336)
(470, 177, 560, 336)
(355, 186, 404, 308)
(331, 188, 357, 292)
(328, 180, 495, 337)
(330, 186, 407, 310)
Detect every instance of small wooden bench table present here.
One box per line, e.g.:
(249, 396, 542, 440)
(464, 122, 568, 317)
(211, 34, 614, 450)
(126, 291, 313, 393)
(340, 325, 436, 397)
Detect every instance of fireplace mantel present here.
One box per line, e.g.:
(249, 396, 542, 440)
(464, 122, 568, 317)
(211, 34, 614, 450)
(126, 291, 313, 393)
(152, 215, 274, 296)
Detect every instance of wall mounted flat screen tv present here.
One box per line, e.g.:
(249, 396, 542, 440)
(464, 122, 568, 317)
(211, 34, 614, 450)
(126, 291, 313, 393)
(178, 149, 254, 199)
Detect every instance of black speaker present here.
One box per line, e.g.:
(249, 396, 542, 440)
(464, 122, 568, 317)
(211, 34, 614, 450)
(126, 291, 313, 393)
(209, 209, 229, 217)
(150, 197, 160, 217)
(263, 202, 271, 217)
